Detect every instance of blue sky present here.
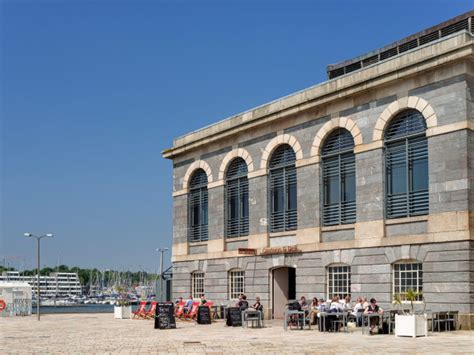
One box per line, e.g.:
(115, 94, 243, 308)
(1, 0, 471, 272)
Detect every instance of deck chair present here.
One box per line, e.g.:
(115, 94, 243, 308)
(175, 301, 186, 319)
(132, 301, 148, 319)
(184, 301, 200, 320)
(145, 301, 158, 319)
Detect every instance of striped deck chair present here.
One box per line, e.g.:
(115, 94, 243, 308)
(175, 301, 186, 319)
(132, 301, 148, 319)
(184, 301, 200, 320)
(145, 301, 158, 319)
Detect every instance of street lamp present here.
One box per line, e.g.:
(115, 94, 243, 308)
(24, 233, 53, 321)
(156, 248, 169, 302)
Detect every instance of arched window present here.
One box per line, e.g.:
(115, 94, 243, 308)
(226, 158, 249, 238)
(188, 169, 208, 242)
(327, 264, 351, 299)
(228, 269, 245, 300)
(321, 129, 356, 226)
(385, 110, 428, 219)
(269, 144, 297, 232)
(191, 271, 205, 298)
(393, 261, 423, 301)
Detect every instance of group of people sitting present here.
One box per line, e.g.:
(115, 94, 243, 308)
(235, 294, 263, 312)
(294, 295, 384, 334)
(174, 295, 210, 318)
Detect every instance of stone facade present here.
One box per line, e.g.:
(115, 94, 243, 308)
(163, 17, 474, 328)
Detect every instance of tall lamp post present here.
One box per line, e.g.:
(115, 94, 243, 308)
(156, 248, 168, 302)
(24, 233, 53, 321)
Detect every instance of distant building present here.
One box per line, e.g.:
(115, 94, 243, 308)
(163, 12, 474, 328)
(0, 271, 82, 297)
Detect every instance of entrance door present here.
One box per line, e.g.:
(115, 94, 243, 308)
(272, 267, 296, 319)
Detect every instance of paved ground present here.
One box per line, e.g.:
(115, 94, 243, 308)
(1, 313, 473, 354)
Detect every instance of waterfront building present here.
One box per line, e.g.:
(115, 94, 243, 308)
(0, 271, 82, 297)
(163, 12, 474, 328)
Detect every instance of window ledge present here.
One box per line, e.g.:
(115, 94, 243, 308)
(321, 224, 355, 232)
(226, 236, 248, 242)
(189, 241, 208, 247)
(269, 231, 297, 238)
(385, 215, 428, 225)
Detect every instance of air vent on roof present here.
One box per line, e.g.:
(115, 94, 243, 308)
(440, 18, 469, 37)
(345, 61, 362, 74)
(362, 55, 378, 67)
(419, 31, 439, 45)
(380, 47, 398, 60)
(399, 39, 418, 53)
(327, 12, 474, 80)
(329, 67, 345, 79)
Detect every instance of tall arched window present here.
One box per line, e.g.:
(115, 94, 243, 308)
(269, 144, 297, 232)
(322, 128, 356, 226)
(226, 158, 249, 238)
(188, 169, 208, 242)
(385, 109, 428, 219)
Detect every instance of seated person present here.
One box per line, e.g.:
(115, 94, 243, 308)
(351, 297, 364, 326)
(330, 296, 343, 312)
(200, 295, 207, 305)
(364, 298, 384, 334)
(299, 296, 308, 310)
(184, 295, 193, 314)
(342, 295, 352, 310)
(236, 294, 249, 310)
(309, 297, 319, 325)
(175, 297, 183, 305)
(252, 296, 263, 312)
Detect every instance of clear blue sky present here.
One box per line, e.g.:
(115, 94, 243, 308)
(1, 0, 471, 272)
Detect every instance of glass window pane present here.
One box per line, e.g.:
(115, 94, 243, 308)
(412, 158, 428, 191)
(288, 183, 297, 210)
(273, 186, 284, 213)
(343, 173, 356, 202)
(390, 161, 407, 194)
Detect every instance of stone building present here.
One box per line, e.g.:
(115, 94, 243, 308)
(163, 12, 474, 328)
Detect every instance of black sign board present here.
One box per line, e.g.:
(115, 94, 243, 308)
(154, 303, 176, 329)
(197, 306, 211, 325)
(226, 307, 242, 327)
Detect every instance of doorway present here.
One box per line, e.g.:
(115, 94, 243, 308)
(271, 267, 296, 319)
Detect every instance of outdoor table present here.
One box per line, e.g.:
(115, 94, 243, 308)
(241, 309, 263, 328)
(283, 309, 310, 331)
(362, 312, 390, 334)
(318, 311, 348, 332)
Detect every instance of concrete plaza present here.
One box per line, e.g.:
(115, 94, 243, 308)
(1, 313, 473, 354)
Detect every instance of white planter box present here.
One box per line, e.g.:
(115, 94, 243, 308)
(395, 314, 428, 337)
(114, 306, 132, 319)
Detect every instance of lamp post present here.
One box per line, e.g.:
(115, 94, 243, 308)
(156, 248, 168, 302)
(24, 233, 53, 321)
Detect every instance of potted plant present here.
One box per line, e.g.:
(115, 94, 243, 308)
(393, 289, 428, 337)
(114, 286, 132, 319)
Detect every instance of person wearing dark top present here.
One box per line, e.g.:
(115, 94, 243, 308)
(252, 296, 263, 312)
(237, 294, 249, 310)
(364, 298, 384, 334)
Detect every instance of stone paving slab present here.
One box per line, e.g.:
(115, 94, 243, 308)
(1, 313, 473, 354)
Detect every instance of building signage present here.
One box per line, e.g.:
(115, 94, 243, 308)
(260, 245, 301, 255)
(238, 248, 256, 255)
